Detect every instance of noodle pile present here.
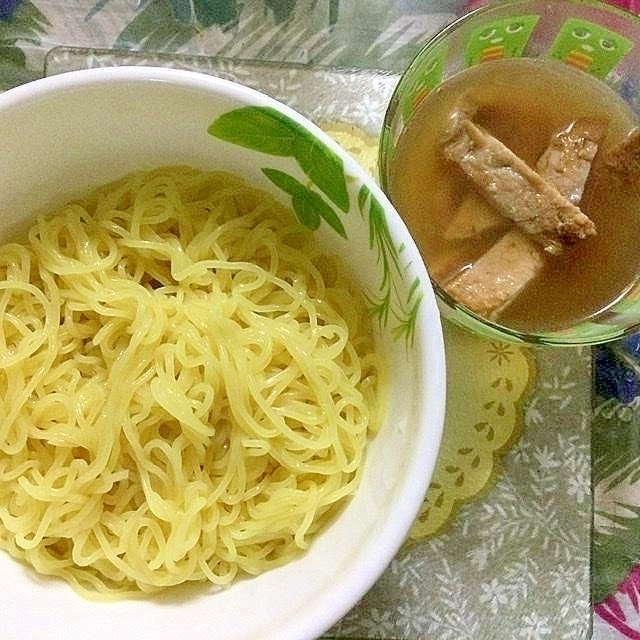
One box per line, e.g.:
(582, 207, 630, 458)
(0, 166, 383, 598)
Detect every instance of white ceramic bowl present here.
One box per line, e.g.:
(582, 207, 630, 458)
(0, 66, 445, 640)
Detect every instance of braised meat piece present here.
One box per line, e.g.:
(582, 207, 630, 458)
(536, 117, 608, 204)
(443, 118, 597, 253)
(605, 127, 640, 184)
(443, 191, 507, 242)
(444, 230, 544, 319)
(443, 117, 605, 243)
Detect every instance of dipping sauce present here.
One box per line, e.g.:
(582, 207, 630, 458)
(387, 57, 640, 333)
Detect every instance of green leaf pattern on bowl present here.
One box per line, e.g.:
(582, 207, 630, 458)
(358, 183, 422, 346)
(208, 105, 422, 344)
(208, 106, 348, 211)
(261, 167, 346, 237)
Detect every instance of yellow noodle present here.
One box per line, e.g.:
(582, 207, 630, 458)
(0, 166, 384, 599)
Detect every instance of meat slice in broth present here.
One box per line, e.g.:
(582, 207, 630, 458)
(444, 230, 544, 320)
(443, 117, 596, 254)
(440, 115, 606, 320)
(443, 191, 508, 241)
(536, 117, 608, 204)
(605, 127, 640, 184)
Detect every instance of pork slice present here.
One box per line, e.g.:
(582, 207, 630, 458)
(605, 127, 640, 184)
(536, 117, 608, 203)
(443, 118, 596, 252)
(443, 229, 544, 320)
(443, 191, 508, 241)
(429, 243, 474, 284)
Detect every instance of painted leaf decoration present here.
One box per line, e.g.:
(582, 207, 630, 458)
(114, 0, 197, 50)
(592, 365, 640, 602)
(263, 167, 320, 229)
(291, 191, 322, 231)
(262, 168, 345, 237)
(169, 0, 197, 26)
(357, 183, 421, 345)
(592, 456, 640, 601)
(262, 167, 301, 195)
(192, 0, 238, 27)
(209, 106, 349, 212)
(311, 191, 347, 238)
(593, 520, 640, 602)
(208, 106, 298, 156)
(294, 136, 349, 212)
(361, 184, 402, 282)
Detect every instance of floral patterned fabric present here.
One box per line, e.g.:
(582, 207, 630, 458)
(1, 0, 639, 638)
(593, 336, 640, 639)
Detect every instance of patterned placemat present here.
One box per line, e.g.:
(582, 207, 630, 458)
(410, 322, 534, 540)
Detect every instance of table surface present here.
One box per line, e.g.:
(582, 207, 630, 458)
(2, 2, 640, 639)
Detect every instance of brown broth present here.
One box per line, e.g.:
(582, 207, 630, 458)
(387, 58, 640, 333)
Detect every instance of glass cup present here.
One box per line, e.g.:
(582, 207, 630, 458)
(379, 0, 640, 345)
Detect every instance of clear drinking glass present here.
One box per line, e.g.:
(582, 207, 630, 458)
(380, 0, 640, 345)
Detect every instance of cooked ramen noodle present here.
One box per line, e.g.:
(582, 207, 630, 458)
(0, 166, 383, 599)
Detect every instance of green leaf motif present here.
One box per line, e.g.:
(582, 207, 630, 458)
(208, 106, 297, 156)
(358, 183, 422, 346)
(111, 0, 238, 50)
(593, 507, 640, 602)
(0, 1, 49, 90)
(592, 395, 640, 601)
(294, 136, 349, 212)
(262, 168, 346, 237)
(367, 185, 403, 290)
(208, 106, 349, 213)
(261, 167, 302, 195)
